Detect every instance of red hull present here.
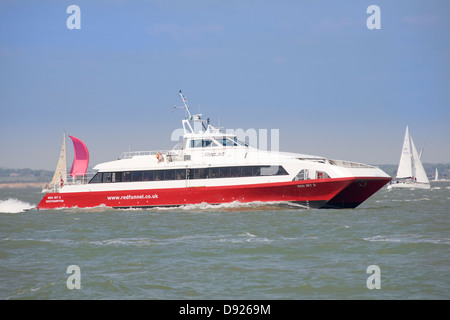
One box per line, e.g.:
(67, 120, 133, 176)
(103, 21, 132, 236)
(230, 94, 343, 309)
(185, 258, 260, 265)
(37, 177, 390, 210)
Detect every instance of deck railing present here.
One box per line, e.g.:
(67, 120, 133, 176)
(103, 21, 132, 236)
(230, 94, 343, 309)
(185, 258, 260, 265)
(119, 150, 186, 162)
(119, 150, 171, 159)
(44, 173, 95, 192)
(328, 159, 374, 169)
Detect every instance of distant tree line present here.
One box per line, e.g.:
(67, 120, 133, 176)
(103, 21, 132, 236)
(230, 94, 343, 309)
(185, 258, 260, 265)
(375, 163, 450, 180)
(0, 168, 53, 183)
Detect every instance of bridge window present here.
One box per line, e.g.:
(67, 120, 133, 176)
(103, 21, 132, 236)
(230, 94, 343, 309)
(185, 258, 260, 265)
(190, 139, 215, 148)
(89, 172, 102, 183)
(103, 172, 112, 183)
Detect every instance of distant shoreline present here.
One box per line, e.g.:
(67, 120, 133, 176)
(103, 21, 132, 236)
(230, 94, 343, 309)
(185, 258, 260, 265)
(0, 182, 46, 189)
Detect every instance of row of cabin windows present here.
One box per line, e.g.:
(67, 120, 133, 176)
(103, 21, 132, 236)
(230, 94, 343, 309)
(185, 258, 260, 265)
(189, 137, 243, 148)
(89, 165, 289, 184)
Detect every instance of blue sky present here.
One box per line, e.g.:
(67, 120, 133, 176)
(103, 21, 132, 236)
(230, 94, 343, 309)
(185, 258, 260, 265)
(1, 0, 449, 170)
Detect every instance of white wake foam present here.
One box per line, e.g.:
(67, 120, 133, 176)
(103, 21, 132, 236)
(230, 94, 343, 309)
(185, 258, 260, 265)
(0, 198, 36, 213)
(154, 201, 303, 211)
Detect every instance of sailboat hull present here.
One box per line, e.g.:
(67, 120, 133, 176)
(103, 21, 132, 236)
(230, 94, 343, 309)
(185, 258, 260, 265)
(387, 181, 431, 190)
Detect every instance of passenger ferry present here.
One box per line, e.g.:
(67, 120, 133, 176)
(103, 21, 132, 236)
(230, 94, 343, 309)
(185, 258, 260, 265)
(37, 91, 391, 210)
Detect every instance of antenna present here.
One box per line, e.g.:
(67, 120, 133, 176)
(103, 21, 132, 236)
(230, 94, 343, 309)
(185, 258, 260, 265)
(178, 90, 192, 119)
(176, 90, 207, 134)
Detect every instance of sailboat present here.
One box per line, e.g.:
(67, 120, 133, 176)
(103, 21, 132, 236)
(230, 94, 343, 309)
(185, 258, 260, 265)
(42, 133, 90, 192)
(42, 133, 68, 192)
(387, 126, 430, 190)
(434, 168, 439, 182)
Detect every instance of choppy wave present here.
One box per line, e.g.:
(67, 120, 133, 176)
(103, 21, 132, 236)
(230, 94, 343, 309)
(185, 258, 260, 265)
(392, 197, 431, 202)
(364, 235, 450, 245)
(0, 198, 35, 213)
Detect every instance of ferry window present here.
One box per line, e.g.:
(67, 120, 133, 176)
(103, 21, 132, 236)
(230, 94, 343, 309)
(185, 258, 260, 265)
(200, 168, 208, 179)
(242, 166, 253, 177)
(89, 172, 102, 183)
(230, 166, 241, 177)
(102, 172, 112, 183)
(234, 137, 245, 146)
(164, 170, 175, 180)
(191, 168, 207, 179)
(316, 171, 330, 179)
(121, 171, 130, 182)
(132, 171, 144, 182)
(190, 168, 197, 179)
(143, 171, 153, 181)
(261, 166, 276, 176)
(276, 166, 288, 175)
(209, 167, 220, 178)
(223, 138, 234, 146)
(202, 139, 213, 147)
(154, 170, 163, 181)
(230, 138, 240, 146)
(219, 167, 231, 178)
(294, 169, 309, 181)
(113, 172, 122, 182)
(175, 169, 186, 180)
(217, 138, 227, 146)
(223, 138, 233, 146)
(217, 138, 239, 147)
(190, 140, 203, 148)
(225, 138, 239, 146)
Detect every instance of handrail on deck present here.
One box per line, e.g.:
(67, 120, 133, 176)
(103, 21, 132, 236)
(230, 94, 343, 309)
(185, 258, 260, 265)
(44, 173, 95, 192)
(119, 150, 172, 159)
(328, 159, 374, 169)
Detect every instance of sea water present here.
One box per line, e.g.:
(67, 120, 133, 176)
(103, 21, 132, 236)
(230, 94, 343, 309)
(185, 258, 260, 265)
(1, 183, 449, 300)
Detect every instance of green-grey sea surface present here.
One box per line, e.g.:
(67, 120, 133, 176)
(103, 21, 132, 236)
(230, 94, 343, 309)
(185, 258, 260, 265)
(1, 183, 449, 300)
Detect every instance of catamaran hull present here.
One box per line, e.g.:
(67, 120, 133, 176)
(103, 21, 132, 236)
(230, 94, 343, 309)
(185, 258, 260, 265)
(37, 177, 391, 210)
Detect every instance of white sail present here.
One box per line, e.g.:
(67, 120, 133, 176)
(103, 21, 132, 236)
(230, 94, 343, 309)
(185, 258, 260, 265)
(410, 136, 429, 184)
(396, 126, 413, 179)
(434, 168, 439, 181)
(49, 133, 68, 186)
(419, 147, 423, 159)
